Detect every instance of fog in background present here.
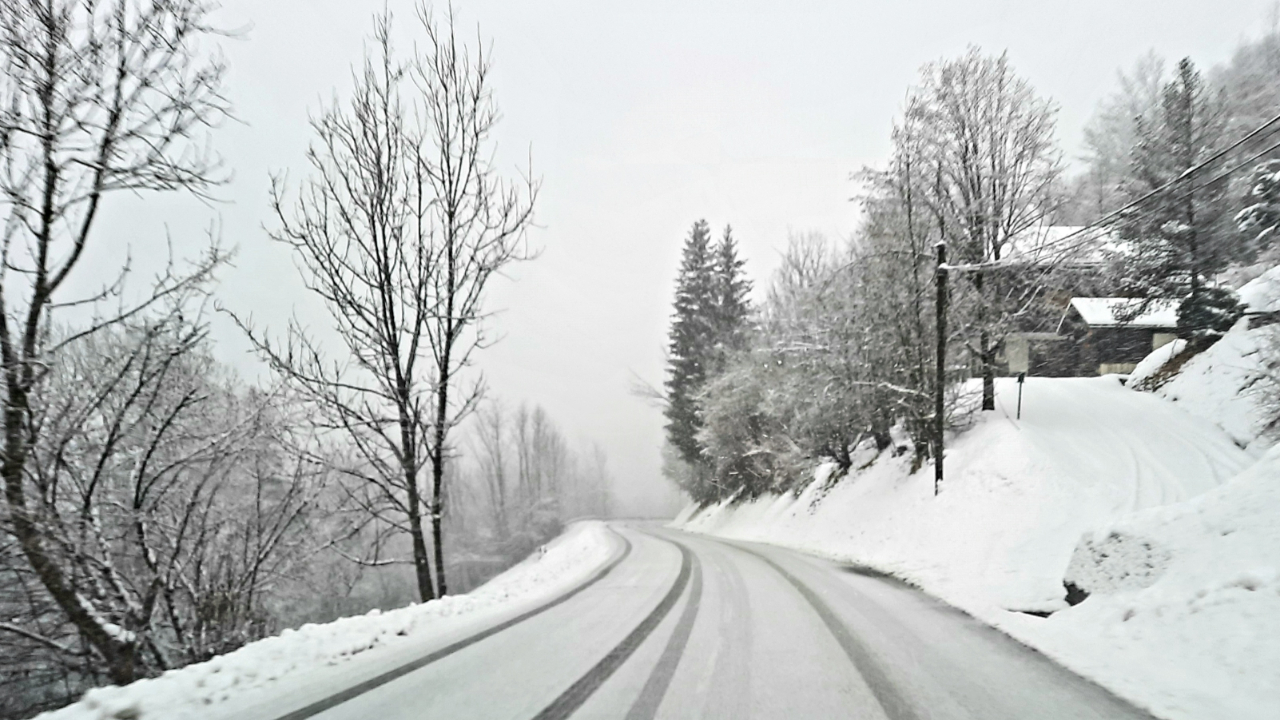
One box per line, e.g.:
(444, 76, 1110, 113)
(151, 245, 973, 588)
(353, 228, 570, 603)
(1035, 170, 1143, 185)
(80, 0, 1276, 517)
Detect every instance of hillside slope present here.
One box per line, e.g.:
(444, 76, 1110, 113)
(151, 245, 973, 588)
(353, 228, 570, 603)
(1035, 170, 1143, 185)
(679, 376, 1250, 612)
(1013, 445, 1280, 720)
(676, 362, 1275, 719)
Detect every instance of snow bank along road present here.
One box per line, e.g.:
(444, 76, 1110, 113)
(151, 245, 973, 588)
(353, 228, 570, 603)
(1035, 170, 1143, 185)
(266, 523, 1155, 720)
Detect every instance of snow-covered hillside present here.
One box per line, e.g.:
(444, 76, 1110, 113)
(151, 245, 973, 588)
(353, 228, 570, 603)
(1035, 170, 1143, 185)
(1014, 445, 1280, 720)
(676, 308, 1280, 719)
(678, 376, 1250, 612)
(1132, 268, 1280, 451)
(36, 522, 618, 720)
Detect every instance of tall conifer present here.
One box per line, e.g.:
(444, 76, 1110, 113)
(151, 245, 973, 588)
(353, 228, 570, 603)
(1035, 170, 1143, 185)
(663, 221, 753, 499)
(1117, 59, 1241, 335)
(665, 220, 717, 478)
(712, 225, 752, 363)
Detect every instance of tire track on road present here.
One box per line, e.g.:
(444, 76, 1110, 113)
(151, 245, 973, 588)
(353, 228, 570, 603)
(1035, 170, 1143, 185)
(729, 542, 922, 720)
(274, 529, 634, 720)
(623, 548, 703, 720)
(531, 533, 698, 720)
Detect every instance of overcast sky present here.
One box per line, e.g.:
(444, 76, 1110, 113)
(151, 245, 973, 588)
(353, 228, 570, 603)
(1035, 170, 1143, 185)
(91, 0, 1277, 515)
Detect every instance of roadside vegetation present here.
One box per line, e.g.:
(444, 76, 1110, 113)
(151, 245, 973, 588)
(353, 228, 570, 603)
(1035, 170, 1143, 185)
(662, 35, 1280, 503)
(0, 4, 612, 717)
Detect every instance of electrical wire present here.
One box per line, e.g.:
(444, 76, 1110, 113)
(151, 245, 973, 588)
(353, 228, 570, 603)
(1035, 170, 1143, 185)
(944, 109, 1280, 272)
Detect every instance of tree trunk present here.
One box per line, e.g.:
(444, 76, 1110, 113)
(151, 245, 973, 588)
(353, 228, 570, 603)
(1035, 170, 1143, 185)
(975, 270, 995, 411)
(981, 330, 996, 412)
(430, 304, 456, 598)
(430, 384, 449, 598)
(404, 477, 436, 602)
(3, 386, 137, 684)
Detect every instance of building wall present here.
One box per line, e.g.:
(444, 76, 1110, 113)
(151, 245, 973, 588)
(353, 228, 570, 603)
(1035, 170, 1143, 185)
(1082, 326, 1164, 374)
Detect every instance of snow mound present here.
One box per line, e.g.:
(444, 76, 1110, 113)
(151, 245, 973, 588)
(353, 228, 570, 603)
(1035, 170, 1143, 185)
(37, 522, 618, 720)
(1128, 338, 1186, 388)
(1152, 320, 1280, 450)
(1238, 264, 1280, 312)
(1013, 446, 1280, 720)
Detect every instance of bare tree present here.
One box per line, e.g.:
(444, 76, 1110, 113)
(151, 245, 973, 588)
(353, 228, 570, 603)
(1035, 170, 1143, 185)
(415, 5, 537, 597)
(0, 0, 229, 687)
(1070, 52, 1167, 221)
(238, 5, 534, 601)
(895, 49, 1063, 410)
(462, 402, 605, 563)
(1, 304, 321, 711)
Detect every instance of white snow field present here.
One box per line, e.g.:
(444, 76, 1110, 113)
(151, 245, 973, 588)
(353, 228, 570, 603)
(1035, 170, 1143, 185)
(35, 521, 619, 720)
(677, 337, 1278, 719)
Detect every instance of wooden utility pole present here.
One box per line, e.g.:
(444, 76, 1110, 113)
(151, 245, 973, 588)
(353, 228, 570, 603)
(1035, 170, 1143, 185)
(934, 241, 948, 495)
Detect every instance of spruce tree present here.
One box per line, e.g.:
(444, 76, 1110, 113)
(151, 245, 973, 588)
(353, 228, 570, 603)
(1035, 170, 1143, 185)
(1238, 159, 1280, 246)
(712, 225, 752, 362)
(664, 221, 754, 500)
(1116, 58, 1241, 339)
(664, 220, 717, 481)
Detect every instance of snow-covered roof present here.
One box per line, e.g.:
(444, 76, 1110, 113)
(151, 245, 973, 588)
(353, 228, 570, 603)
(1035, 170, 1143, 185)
(1070, 298, 1179, 328)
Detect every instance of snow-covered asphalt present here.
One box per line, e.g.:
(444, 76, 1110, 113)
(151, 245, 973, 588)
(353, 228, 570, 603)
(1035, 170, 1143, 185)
(274, 523, 1155, 720)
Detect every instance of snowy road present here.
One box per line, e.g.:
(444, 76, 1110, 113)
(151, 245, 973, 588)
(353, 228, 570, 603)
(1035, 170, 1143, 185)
(993, 376, 1249, 511)
(266, 523, 1155, 720)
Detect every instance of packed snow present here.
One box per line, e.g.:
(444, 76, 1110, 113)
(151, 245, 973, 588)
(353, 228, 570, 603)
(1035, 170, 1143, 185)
(1009, 445, 1280, 720)
(36, 522, 619, 720)
(676, 327, 1278, 720)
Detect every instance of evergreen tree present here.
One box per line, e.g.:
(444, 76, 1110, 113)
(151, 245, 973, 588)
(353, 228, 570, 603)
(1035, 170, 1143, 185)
(711, 225, 752, 362)
(1116, 59, 1239, 326)
(663, 221, 753, 501)
(1237, 159, 1280, 247)
(664, 220, 718, 485)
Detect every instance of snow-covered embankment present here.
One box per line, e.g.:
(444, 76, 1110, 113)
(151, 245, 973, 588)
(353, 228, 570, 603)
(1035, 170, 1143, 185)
(38, 521, 619, 720)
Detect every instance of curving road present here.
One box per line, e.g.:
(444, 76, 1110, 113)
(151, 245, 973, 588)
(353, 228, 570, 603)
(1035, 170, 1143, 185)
(270, 523, 1155, 720)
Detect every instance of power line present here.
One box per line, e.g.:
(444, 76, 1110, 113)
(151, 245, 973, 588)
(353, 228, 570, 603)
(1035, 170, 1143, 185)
(1025, 132, 1280, 270)
(945, 108, 1280, 273)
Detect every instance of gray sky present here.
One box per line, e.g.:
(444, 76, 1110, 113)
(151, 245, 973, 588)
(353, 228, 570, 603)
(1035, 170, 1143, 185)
(92, 0, 1276, 515)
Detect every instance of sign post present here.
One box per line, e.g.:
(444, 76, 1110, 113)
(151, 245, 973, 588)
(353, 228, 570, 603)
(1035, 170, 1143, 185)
(934, 241, 948, 495)
(1017, 371, 1026, 420)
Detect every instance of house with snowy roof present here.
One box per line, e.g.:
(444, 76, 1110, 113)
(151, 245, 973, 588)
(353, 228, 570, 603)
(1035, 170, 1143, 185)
(1067, 298, 1180, 375)
(1005, 297, 1179, 377)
